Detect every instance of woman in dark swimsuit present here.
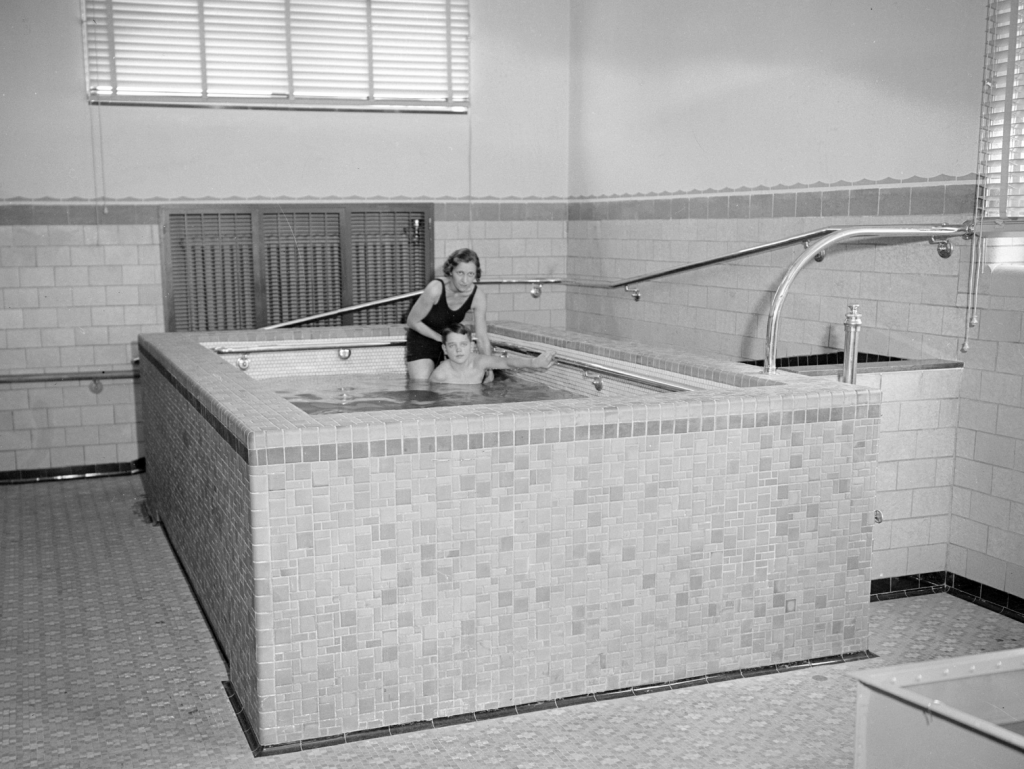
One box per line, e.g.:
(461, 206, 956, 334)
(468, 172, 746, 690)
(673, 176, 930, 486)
(406, 248, 492, 380)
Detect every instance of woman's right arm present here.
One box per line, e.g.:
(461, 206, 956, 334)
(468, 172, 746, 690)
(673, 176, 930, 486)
(406, 280, 443, 341)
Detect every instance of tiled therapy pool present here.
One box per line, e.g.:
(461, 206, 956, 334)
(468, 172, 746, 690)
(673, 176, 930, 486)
(139, 321, 880, 750)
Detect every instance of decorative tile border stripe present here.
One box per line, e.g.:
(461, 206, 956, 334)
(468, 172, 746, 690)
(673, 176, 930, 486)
(567, 183, 977, 221)
(0, 459, 145, 485)
(248, 403, 879, 467)
(0, 179, 979, 225)
(436, 201, 569, 222)
(871, 571, 1024, 624)
(0, 203, 161, 226)
(226, 650, 878, 757)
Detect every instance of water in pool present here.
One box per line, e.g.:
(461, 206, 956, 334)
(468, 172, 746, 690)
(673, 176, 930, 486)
(272, 373, 582, 414)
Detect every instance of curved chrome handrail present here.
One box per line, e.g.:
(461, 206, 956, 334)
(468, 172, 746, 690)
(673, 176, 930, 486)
(265, 228, 837, 329)
(763, 223, 974, 374)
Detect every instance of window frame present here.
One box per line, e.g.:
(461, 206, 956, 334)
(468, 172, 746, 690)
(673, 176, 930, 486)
(159, 203, 434, 332)
(82, 0, 470, 114)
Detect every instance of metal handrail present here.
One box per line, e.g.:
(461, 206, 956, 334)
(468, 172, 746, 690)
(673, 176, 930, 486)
(764, 223, 974, 374)
(495, 341, 692, 392)
(573, 228, 838, 290)
(262, 290, 425, 330)
(264, 228, 838, 329)
(256, 223, 977, 377)
(212, 339, 405, 355)
(0, 369, 139, 385)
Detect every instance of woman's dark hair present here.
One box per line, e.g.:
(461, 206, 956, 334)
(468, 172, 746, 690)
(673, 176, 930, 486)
(441, 323, 472, 342)
(442, 248, 482, 279)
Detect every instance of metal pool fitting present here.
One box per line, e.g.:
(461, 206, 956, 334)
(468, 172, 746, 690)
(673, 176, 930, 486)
(842, 304, 862, 385)
(930, 236, 954, 258)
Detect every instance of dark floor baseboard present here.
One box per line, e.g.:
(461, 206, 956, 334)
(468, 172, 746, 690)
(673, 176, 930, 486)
(227, 649, 877, 758)
(227, 574, 1024, 756)
(871, 570, 1024, 624)
(0, 458, 145, 486)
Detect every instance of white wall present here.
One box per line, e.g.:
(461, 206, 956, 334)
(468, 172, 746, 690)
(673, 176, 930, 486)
(567, 0, 985, 195)
(2, 0, 983, 201)
(563, 0, 1024, 604)
(0, 0, 570, 201)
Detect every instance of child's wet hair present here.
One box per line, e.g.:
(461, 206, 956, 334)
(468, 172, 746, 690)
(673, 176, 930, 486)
(441, 323, 472, 342)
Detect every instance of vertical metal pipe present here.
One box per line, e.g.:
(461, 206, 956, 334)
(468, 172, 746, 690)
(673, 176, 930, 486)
(842, 304, 862, 385)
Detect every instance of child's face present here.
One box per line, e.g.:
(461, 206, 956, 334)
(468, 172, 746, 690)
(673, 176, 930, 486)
(443, 332, 472, 363)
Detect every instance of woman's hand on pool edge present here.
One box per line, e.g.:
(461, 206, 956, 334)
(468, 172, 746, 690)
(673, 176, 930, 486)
(532, 351, 555, 370)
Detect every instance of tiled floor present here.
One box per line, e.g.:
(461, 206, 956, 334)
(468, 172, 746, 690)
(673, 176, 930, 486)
(2, 476, 1023, 769)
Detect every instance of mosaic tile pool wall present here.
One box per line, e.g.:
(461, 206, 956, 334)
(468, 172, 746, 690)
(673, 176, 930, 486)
(139, 322, 880, 748)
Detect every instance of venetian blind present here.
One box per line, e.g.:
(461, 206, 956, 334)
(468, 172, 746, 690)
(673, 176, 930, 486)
(982, 0, 1024, 218)
(83, 0, 469, 111)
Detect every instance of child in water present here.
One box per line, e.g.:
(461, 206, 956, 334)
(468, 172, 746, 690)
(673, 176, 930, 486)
(429, 324, 555, 384)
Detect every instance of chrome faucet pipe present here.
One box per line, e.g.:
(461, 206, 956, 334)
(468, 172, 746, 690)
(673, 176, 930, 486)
(842, 304, 862, 385)
(764, 224, 972, 374)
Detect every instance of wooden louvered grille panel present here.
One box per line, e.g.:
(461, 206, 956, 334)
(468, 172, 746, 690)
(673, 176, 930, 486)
(350, 211, 426, 324)
(163, 205, 431, 330)
(262, 212, 345, 327)
(168, 213, 256, 331)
